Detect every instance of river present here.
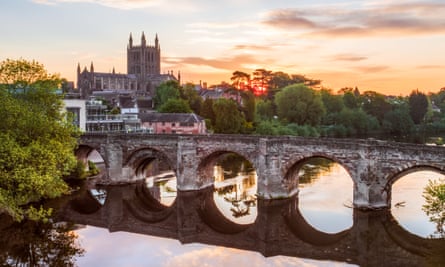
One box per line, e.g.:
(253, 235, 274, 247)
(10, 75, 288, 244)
(0, 154, 444, 266)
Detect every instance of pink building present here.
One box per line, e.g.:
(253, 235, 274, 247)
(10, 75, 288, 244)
(140, 113, 207, 134)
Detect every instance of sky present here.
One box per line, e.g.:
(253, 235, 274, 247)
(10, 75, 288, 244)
(76, 225, 356, 267)
(1, 0, 445, 95)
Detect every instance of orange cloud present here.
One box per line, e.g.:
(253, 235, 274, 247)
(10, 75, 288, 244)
(263, 2, 445, 38)
(329, 54, 368, 62)
(163, 54, 266, 72)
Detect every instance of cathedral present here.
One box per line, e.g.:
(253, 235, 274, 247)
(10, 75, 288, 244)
(77, 32, 178, 99)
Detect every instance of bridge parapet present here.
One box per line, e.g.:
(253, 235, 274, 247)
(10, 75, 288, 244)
(78, 133, 445, 209)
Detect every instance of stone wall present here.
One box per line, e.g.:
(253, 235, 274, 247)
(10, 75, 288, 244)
(78, 133, 445, 209)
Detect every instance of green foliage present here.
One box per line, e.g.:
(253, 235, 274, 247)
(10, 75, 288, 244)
(255, 120, 278, 135)
(241, 91, 256, 122)
(341, 88, 360, 109)
(0, 59, 78, 221)
(382, 108, 414, 135)
(321, 89, 344, 113)
(362, 91, 392, 124)
(275, 84, 325, 126)
(158, 98, 192, 113)
(200, 98, 216, 128)
(0, 218, 84, 265)
(213, 98, 245, 134)
(409, 89, 429, 124)
(423, 178, 445, 236)
(255, 99, 275, 121)
(254, 120, 319, 137)
(179, 83, 202, 114)
(286, 123, 319, 137)
(154, 80, 181, 109)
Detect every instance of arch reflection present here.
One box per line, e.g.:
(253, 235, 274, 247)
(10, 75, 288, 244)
(212, 153, 258, 224)
(391, 170, 445, 238)
(292, 157, 354, 233)
(55, 182, 445, 266)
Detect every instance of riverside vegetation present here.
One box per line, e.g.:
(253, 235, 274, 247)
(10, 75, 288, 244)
(0, 60, 444, 231)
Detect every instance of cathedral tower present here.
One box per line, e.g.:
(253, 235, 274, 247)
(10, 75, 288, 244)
(127, 32, 161, 77)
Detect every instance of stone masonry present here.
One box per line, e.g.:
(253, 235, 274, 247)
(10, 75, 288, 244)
(78, 133, 445, 209)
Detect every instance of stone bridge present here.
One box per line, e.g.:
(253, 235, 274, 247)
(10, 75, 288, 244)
(57, 184, 445, 267)
(78, 133, 445, 209)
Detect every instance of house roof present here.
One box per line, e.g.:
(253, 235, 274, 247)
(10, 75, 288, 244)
(139, 113, 204, 123)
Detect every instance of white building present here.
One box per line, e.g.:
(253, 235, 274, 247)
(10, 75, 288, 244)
(63, 99, 86, 132)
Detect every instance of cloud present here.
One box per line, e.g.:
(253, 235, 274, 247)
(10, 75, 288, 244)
(164, 54, 264, 72)
(416, 65, 445, 69)
(31, 0, 163, 10)
(264, 9, 319, 29)
(232, 44, 271, 52)
(262, 2, 445, 38)
(329, 54, 368, 62)
(353, 65, 390, 73)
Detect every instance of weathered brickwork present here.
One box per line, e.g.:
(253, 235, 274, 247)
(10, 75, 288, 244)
(78, 133, 445, 209)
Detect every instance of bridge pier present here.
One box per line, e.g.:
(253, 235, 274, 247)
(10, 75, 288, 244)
(79, 133, 445, 209)
(353, 161, 390, 210)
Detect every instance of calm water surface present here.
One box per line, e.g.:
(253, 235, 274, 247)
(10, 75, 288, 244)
(1, 155, 444, 266)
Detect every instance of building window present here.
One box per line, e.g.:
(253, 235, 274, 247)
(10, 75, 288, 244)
(66, 107, 80, 128)
(172, 130, 176, 134)
(172, 123, 175, 127)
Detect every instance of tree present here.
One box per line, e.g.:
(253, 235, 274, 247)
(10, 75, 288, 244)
(409, 89, 429, 124)
(0, 218, 84, 265)
(230, 71, 250, 90)
(200, 98, 216, 126)
(423, 178, 445, 236)
(362, 91, 391, 124)
(0, 59, 79, 221)
(255, 99, 275, 121)
(179, 83, 202, 114)
(154, 80, 181, 109)
(335, 108, 379, 136)
(275, 84, 325, 126)
(158, 98, 192, 113)
(213, 98, 245, 134)
(382, 107, 414, 136)
(241, 91, 255, 122)
(268, 71, 292, 91)
(340, 87, 360, 109)
(321, 88, 344, 114)
(251, 69, 272, 95)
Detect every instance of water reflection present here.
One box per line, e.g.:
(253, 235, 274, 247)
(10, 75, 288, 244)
(297, 158, 354, 233)
(0, 215, 84, 266)
(392, 171, 445, 238)
(53, 185, 444, 267)
(213, 153, 257, 224)
(423, 178, 445, 237)
(145, 171, 177, 207)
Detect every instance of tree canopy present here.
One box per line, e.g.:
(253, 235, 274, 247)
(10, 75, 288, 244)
(409, 89, 429, 124)
(275, 83, 325, 126)
(213, 98, 245, 134)
(0, 59, 79, 221)
(154, 80, 181, 109)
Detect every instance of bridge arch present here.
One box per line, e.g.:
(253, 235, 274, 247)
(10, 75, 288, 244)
(196, 149, 258, 190)
(124, 147, 177, 181)
(284, 197, 351, 246)
(75, 144, 108, 169)
(70, 188, 105, 214)
(384, 164, 445, 207)
(283, 153, 355, 194)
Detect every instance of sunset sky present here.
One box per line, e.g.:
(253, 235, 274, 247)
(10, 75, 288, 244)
(1, 0, 444, 95)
